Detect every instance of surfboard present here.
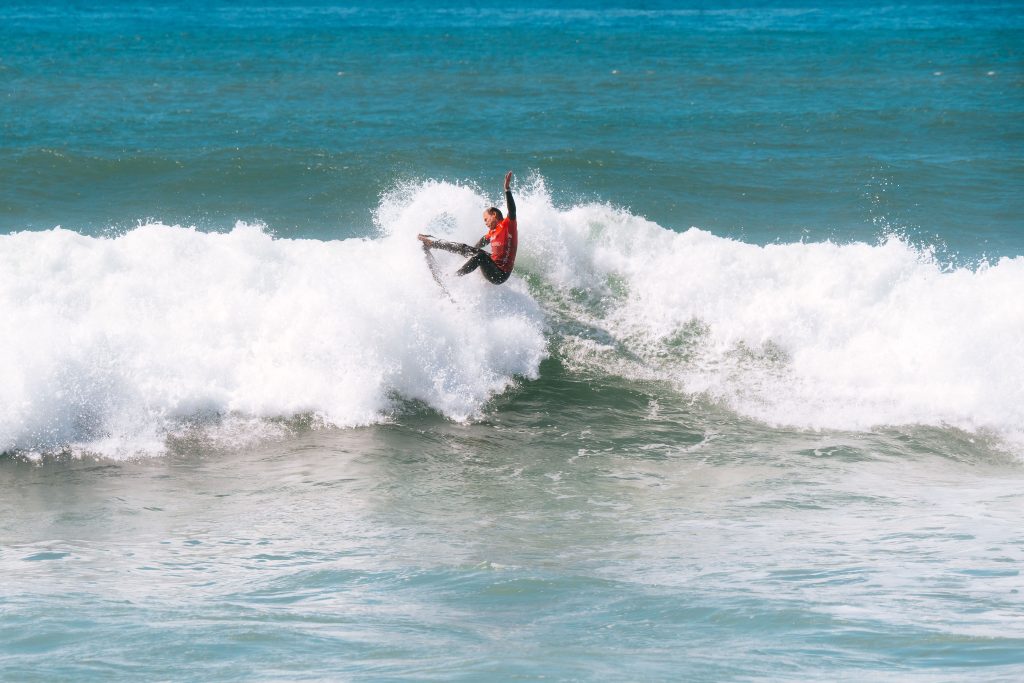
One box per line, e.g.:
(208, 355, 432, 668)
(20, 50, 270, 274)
(421, 240, 455, 302)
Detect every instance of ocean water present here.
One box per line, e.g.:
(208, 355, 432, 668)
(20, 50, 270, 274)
(2, 1, 1023, 680)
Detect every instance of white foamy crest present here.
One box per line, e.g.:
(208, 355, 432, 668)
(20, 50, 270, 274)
(5, 177, 1022, 456)
(512, 186, 1024, 449)
(0, 212, 546, 458)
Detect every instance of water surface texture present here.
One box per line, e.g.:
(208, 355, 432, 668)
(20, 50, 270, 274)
(2, 2, 1023, 681)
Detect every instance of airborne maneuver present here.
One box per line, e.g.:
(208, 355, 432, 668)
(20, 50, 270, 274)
(418, 170, 518, 285)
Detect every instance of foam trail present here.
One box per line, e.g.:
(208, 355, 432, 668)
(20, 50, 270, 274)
(0, 218, 546, 458)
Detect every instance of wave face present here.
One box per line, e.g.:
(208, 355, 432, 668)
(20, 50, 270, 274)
(3, 179, 1023, 457)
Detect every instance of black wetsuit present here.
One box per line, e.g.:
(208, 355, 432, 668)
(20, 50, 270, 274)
(426, 190, 516, 285)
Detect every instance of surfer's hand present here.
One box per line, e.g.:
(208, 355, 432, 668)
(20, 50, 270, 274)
(417, 234, 434, 248)
(504, 171, 512, 192)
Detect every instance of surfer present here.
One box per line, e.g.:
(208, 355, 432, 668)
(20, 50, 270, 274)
(418, 171, 517, 285)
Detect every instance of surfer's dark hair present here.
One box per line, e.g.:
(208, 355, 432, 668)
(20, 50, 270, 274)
(485, 207, 503, 220)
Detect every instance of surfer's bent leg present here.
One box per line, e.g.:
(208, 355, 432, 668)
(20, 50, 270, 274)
(425, 238, 509, 285)
(458, 252, 510, 284)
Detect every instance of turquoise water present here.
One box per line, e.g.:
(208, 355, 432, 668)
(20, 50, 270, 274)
(2, 2, 1024, 680)
(4, 1, 1022, 253)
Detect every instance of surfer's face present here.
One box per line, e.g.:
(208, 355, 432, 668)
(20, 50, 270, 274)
(483, 211, 499, 230)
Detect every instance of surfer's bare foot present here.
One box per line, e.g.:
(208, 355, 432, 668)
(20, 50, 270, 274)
(417, 234, 434, 248)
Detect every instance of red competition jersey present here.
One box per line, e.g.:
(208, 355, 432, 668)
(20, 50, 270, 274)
(486, 217, 517, 273)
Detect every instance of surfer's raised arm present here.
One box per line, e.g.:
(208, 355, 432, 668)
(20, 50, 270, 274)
(474, 171, 515, 248)
(504, 170, 516, 221)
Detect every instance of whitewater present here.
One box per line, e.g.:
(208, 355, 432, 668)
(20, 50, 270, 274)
(3, 179, 1022, 459)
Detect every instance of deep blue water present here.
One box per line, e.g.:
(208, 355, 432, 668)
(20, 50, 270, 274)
(3, 1, 1022, 255)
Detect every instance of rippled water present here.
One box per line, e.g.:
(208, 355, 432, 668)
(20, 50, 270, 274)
(4, 384, 1023, 679)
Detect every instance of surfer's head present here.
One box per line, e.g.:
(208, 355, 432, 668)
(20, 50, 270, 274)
(483, 207, 503, 230)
